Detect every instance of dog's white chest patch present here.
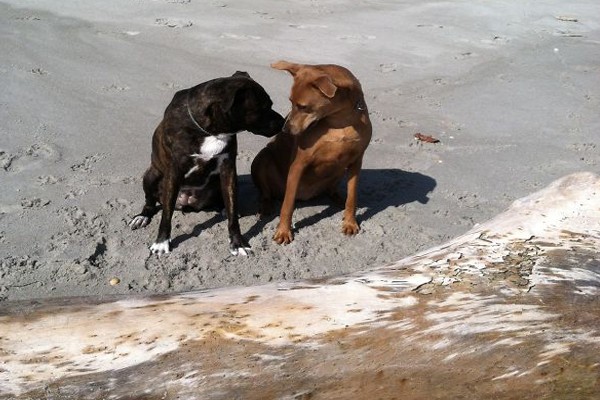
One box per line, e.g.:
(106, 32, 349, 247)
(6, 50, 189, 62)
(193, 134, 232, 162)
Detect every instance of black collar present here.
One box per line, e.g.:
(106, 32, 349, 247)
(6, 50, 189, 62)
(186, 91, 212, 135)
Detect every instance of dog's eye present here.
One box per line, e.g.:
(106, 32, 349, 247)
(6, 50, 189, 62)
(296, 104, 309, 112)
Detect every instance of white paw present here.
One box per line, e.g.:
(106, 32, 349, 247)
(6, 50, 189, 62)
(150, 240, 171, 255)
(129, 215, 150, 230)
(230, 246, 252, 256)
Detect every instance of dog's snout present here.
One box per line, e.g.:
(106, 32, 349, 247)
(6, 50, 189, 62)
(273, 111, 285, 130)
(267, 111, 285, 136)
(251, 110, 285, 137)
(282, 113, 303, 136)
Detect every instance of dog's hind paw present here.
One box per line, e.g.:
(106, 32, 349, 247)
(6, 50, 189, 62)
(150, 240, 171, 255)
(129, 215, 150, 230)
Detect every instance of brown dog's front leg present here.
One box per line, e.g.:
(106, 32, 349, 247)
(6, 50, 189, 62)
(342, 159, 362, 235)
(274, 160, 305, 244)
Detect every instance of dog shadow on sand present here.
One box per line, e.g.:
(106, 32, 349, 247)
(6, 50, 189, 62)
(170, 169, 435, 248)
(241, 168, 436, 242)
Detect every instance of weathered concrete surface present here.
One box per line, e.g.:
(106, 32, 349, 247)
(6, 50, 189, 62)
(1, 172, 599, 399)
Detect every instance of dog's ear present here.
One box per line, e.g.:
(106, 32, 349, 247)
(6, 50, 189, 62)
(232, 71, 251, 78)
(207, 86, 248, 125)
(271, 60, 300, 76)
(312, 75, 337, 98)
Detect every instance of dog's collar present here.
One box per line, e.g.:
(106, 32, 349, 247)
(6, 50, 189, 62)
(186, 91, 212, 135)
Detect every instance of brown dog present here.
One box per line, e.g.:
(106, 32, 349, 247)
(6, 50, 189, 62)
(251, 61, 372, 244)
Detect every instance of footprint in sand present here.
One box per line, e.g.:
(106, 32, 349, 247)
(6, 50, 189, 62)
(155, 18, 193, 28)
(379, 63, 397, 73)
(337, 34, 376, 44)
(30, 67, 48, 76)
(102, 83, 130, 92)
(288, 24, 328, 29)
(103, 198, 133, 211)
(454, 52, 474, 60)
(121, 176, 138, 184)
(14, 15, 41, 21)
(70, 153, 106, 173)
(158, 82, 182, 91)
(21, 197, 51, 209)
(1, 143, 61, 173)
(0, 151, 16, 171)
(254, 11, 274, 20)
(220, 33, 261, 40)
(569, 143, 598, 166)
(65, 189, 86, 199)
(36, 175, 61, 185)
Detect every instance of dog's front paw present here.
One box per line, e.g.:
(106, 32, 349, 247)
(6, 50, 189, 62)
(229, 237, 252, 256)
(273, 226, 294, 244)
(341, 220, 360, 236)
(129, 215, 150, 230)
(230, 246, 252, 256)
(150, 240, 171, 255)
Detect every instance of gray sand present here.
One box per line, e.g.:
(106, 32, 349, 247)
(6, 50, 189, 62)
(1, 0, 598, 301)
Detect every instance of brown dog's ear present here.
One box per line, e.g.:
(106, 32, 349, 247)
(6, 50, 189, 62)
(312, 75, 337, 98)
(271, 60, 301, 76)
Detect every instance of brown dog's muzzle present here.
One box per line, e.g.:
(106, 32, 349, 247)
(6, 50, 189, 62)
(283, 112, 317, 136)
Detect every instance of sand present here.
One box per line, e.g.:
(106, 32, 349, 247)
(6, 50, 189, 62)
(1, 0, 599, 302)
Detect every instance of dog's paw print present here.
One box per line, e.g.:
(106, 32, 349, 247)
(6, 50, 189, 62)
(337, 34, 376, 43)
(155, 18, 193, 28)
(102, 84, 130, 92)
(379, 63, 397, 73)
(220, 33, 261, 40)
(158, 82, 182, 91)
(0, 150, 16, 171)
(31, 67, 48, 76)
(103, 198, 133, 211)
(14, 15, 41, 21)
(70, 153, 106, 173)
(21, 197, 51, 209)
(1, 143, 61, 173)
(36, 175, 61, 185)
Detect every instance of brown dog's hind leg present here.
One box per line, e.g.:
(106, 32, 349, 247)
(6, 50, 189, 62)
(341, 160, 362, 235)
(129, 166, 162, 230)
